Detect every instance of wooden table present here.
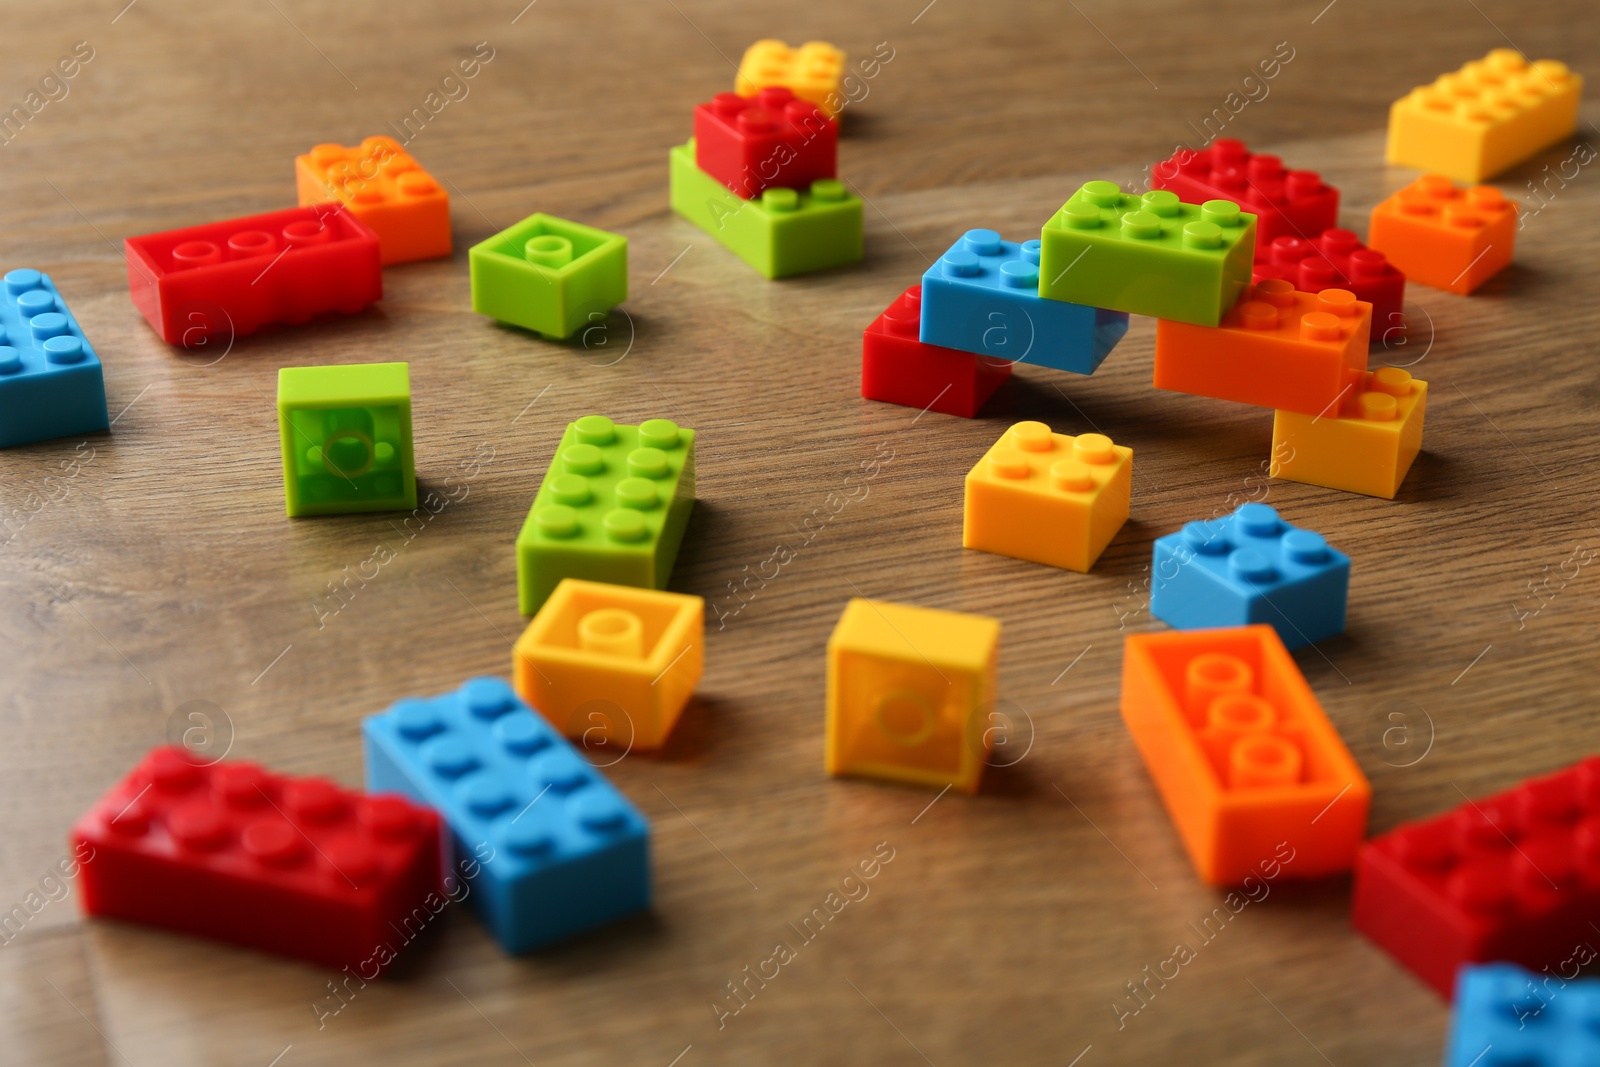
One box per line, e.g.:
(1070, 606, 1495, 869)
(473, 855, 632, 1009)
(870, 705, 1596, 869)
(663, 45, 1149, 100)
(3, 1, 1597, 1063)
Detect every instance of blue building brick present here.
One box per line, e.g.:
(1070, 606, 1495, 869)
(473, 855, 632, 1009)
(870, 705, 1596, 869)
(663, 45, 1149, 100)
(919, 230, 1129, 374)
(1446, 962, 1600, 1067)
(363, 676, 650, 953)
(0, 269, 108, 448)
(1150, 503, 1349, 650)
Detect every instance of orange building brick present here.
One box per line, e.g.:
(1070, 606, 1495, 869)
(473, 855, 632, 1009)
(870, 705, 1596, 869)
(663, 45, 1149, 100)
(513, 578, 703, 753)
(1271, 368, 1428, 499)
(826, 598, 1000, 794)
(963, 421, 1132, 573)
(295, 137, 451, 265)
(1368, 174, 1517, 294)
(1120, 626, 1370, 886)
(1153, 280, 1371, 416)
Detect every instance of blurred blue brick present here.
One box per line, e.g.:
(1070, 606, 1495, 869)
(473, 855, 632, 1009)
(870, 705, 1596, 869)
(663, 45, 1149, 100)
(1150, 503, 1349, 650)
(919, 229, 1129, 374)
(0, 269, 108, 448)
(363, 676, 650, 953)
(1446, 962, 1600, 1067)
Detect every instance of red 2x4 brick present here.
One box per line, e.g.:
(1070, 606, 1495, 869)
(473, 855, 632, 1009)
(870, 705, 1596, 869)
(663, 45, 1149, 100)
(1352, 756, 1600, 998)
(72, 746, 443, 971)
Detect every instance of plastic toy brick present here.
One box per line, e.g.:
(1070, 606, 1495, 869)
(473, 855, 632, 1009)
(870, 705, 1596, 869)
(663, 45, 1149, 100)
(920, 229, 1130, 375)
(825, 598, 1001, 794)
(1254, 231, 1407, 342)
(669, 141, 862, 278)
(1445, 963, 1600, 1066)
(963, 420, 1132, 573)
(0, 269, 108, 448)
(295, 136, 451, 265)
(1271, 368, 1428, 499)
(1150, 503, 1350, 651)
(735, 40, 846, 119)
(515, 415, 695, 616)
(861, 286, 1010, 418)
(693, 88, 837, 199)
(1352, 756, 1600, 998)
(1152, 139, 1339, 247)
(363, 676, 650, 953)
(1120, 626, 1371, 886)
(277, 362, 416, 517)
(1153, 279, 1371, 416)
(125, 205, 381, 347)
(1387, 49, 1584, 182)
(468, 213, 627, 340)
(71, 746, 444, 971)
(1038, 182, 1256, 327)
(1368, 174, 1517, 295)
(513, 578, 704, 752)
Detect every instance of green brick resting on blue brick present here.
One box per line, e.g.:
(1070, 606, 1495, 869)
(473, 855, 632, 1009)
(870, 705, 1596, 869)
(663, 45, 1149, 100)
(363, 676, 651, 953)
(1038, 181, 1256, 327)
(277, 362, 416, 517)
(516, 415, 695, 615)
(469, 214, 628, 339)
(669, 140, 862, 279)
(0, 269, 108, 449)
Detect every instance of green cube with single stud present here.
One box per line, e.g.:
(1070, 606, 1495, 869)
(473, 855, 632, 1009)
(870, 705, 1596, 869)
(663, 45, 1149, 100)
(516, 415, 696, 615)
(469, 214, 628, 339)
(277, 362, 416, 517)
(669, 141, 862, 279)
(1038, 181, 1256, 327)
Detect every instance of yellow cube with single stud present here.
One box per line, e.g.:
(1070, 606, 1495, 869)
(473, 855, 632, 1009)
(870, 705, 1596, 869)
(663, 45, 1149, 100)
(513, 579, 704, 753)
(964, 421, 1133, 573)
(1270, 368, 1427, 499)
(1386, 49, 1583, 182)
(735, 39, 846, 119)
(825, 599, 1001, 794)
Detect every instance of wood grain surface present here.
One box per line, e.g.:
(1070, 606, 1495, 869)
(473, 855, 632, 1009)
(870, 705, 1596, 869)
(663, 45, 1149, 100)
(2, 1, 1599, 1064)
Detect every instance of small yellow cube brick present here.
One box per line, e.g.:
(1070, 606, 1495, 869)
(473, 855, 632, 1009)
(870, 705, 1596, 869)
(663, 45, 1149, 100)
(513, 579, 703, 753)
(825, 599, 1001, 794)
(1270, 368, 1428, 499)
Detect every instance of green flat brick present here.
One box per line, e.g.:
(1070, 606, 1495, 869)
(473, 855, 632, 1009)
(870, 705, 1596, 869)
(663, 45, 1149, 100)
(277, 362, 416, 517)
(669, 140, 862, 279)
(469, 214, 627, 339)
(516, 415, 696, 615)
(1038, 181, 1256, 327)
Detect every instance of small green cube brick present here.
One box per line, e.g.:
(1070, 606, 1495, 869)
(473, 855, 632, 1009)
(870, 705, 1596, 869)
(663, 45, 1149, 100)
(1038, 181, 1256, 327)
(277, 362, 416, 517)
(469, 214, 628, 339)
(669, 141, 862, 279)
(516, 415, 696, 615)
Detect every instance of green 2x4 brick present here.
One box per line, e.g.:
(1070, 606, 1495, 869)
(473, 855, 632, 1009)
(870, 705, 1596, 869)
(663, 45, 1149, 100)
(1038, 182, 1256, 327)
(469, 214, 628, 339)
(669, 141, 862, 279)
(277, 362, 416, 517)
(516, 415, 696, 615)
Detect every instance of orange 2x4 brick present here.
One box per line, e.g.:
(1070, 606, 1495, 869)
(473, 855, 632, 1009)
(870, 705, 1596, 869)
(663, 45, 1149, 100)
(1367, 174, 1517, 295)
(1153, 280, 1370, 416)
(296, 137, 451, 265)
(1120, 626, 1370, 886)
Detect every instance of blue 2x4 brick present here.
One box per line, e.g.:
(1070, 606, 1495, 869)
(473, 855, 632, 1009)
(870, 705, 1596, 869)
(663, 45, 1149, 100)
(919, 230, 1129, 374)
(363, 676, 650, 953)
(1150, 503, 1349, 650)
(0, 269, 108, 448)
(1446, 963, 1600, 1067)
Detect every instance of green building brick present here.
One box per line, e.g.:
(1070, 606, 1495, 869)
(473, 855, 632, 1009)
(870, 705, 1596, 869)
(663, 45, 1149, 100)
(516, 415, 696, 615)
(469, 214, 628, 339)
(277, 362, 416, 517)
(669, 141, 862, 279)
(1038, 182, 1256, 327)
